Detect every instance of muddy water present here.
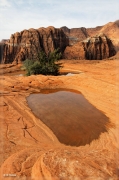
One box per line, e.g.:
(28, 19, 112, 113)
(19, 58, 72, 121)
(27, 89, 109, 146)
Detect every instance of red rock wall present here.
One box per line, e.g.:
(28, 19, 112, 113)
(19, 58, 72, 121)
(83, 34, 116, 60)
(2, 27, 68, 64)
(61, 26, 89, 45)
(63, 34, 116, 60)
(63, 42, 85, 60)
(1, 23, 117, 63)
(0, 43, 4, 63)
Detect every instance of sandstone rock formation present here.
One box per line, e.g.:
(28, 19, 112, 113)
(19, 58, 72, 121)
(63, 34, 116, 60)
(2, 27, 68, 64)
(61, 26, 89, 45)
(0, 59, 119, 179)
(63, 42, 85, 60)
(0, 40, 8, 63)
(0, 43, 4, 63)
(61, 20, 119, 50)
(83, 34, 116, 60)
(99, 20, 119, 51)
(1, 20, 119, 64)
(61, 25, 112, 46)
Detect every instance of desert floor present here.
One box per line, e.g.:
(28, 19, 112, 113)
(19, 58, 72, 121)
(0, 59, 119, 180)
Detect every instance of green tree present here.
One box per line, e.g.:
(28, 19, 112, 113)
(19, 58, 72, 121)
(22, 49, 62, 76)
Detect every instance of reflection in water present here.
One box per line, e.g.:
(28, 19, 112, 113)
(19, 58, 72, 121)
(27, 89, 110, 146)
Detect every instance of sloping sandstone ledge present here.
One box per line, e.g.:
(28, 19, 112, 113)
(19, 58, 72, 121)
(0, 59, 119, 179)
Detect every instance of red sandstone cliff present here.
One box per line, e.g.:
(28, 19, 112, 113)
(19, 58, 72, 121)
(63, 34, 116, 60)
(99, 20, 119, 51)
(61, 26, 89, 45)
(61, 20, 119, 49)
(2, 27, 68, 64)
(1, 20, 119, 63)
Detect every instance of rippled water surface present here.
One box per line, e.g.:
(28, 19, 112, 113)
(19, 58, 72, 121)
(27, 89, 109, 146)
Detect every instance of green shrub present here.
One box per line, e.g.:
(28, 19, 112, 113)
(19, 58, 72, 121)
(22, 49, 62, 76)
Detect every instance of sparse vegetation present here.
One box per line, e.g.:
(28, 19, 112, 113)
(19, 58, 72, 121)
(22, 49, 62, 76)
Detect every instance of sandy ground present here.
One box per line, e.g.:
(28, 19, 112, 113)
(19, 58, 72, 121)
(0, 59, 119, 179)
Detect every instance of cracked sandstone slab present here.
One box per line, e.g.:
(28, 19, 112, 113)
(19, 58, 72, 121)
(0, 60, 119, 179)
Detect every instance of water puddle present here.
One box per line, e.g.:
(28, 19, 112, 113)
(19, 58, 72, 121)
(60, 71, 80, 76)
(27, 89, 109, 146)
(5, 71, 76, 77)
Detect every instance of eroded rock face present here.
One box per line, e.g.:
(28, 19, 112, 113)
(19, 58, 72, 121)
(62, 20, 119, 59)
(64, 34, 116, 60)
(61, 26, 89, 45)
(0, 43, 4, 63)
(1, 20, 118, 63)
(0, 40, 9, 63)
(63, 42, 85, 60)
(83, 34, 116, 60)
(2, 27, 68, 64)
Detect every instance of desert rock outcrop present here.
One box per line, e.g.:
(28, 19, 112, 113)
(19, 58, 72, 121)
(64, 34, 116, 60)
(1, 20, 119, 64)
(61, 26, 89, 45)
(61, 20, 119, 51)
(0, 40, 8, 63)
(2, 27, 68, 64)
(0, 43, 4, 63)
(99, 20, 119, 51)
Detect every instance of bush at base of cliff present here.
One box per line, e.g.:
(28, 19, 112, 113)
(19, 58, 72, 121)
(22, 49, 62, 76)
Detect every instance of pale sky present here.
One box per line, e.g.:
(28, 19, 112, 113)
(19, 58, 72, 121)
(0, 0, 119, 41)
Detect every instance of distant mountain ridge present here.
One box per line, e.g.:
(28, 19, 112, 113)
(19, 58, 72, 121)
(0, 20, 118, 63)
